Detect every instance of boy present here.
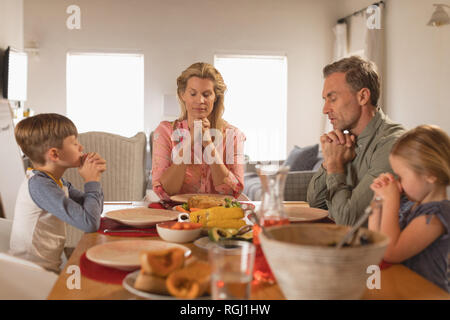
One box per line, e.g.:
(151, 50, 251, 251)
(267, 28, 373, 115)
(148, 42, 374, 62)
(10, 113, 106, 273)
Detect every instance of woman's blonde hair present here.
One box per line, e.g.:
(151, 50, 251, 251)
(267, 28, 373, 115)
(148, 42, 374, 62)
(176, 62, 227, 131)
(391, 125, 450, 186)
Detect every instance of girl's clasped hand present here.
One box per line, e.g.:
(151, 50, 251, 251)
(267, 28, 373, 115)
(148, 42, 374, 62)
(370, 172, 401, 200)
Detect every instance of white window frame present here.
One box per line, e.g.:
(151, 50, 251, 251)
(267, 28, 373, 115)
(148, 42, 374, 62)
(66, 51, 144, 137)
(214, 54, 288, 162)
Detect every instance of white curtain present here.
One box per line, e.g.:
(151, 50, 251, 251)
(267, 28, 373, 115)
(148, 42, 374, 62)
(333, 22, 348, 60)
(325, 22, 349, 133)
(364, 4, 385, 111)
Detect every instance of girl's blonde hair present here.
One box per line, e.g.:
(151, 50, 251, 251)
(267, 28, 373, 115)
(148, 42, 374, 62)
(175, 62, 227, 131)
(391, 125, 450, 185)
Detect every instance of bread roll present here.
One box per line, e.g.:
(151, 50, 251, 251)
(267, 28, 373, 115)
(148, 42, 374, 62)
(188, 195, 226, 209)
(134, 271, 169, 295)
(166, 261, 212, 299)
(139, 248, 185, 277)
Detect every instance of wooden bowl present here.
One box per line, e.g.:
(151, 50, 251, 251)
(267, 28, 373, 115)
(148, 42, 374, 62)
(259, 223, 389, 299)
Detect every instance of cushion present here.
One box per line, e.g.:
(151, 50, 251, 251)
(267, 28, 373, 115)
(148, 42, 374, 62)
(312, 158, 324, 171)
(283, 144, 319, 172)
(312, 151, 324, 171)
(243, 175, 263, 201)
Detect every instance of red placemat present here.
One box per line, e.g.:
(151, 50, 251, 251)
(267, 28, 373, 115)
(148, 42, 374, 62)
(149, 202, 166, 209)
(97, 217, 158, 237)
(379, 260, 393, 270)
(79, 252, 134, 284)
(149, 201, 178, 210)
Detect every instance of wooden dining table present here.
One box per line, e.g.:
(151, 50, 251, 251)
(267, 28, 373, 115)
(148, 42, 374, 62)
(47, 202, 450, 300)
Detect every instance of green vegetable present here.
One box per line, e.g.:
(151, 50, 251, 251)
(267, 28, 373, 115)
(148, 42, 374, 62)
(181, 203, 189, 211)
(224, 198, 241, 208)
(208, 227, 233, 242)
(225, 228, 238, 236)
(235, 231, 253, 241)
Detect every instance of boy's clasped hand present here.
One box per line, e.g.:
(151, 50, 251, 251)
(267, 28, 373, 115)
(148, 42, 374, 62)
(79, 152, 107, 182)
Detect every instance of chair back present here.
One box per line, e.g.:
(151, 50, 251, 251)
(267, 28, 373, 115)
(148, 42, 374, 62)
(63, 131, 147, 201)
(63, 131, 147, 248)
(0, 253, 58, 299)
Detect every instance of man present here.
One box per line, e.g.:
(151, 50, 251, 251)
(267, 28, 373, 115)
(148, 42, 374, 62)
(307, 56, 404, 226)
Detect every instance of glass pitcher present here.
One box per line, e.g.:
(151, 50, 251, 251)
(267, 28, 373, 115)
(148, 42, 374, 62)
(252, 164, 290, 284)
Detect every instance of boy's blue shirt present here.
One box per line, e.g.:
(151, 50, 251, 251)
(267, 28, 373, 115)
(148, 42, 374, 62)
(29, 170, 103, 232)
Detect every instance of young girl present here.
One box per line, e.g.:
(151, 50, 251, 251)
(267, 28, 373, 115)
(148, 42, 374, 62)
(369, 125, 449, 292)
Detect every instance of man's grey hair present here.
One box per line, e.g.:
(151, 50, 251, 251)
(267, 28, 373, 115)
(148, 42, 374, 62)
(323, 56, 380, 107)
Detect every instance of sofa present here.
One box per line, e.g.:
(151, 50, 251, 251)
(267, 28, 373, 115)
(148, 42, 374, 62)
(243, 144, 323, 201)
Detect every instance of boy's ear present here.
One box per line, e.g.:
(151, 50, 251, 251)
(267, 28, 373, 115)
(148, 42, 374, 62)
(46, 148, 60, 162)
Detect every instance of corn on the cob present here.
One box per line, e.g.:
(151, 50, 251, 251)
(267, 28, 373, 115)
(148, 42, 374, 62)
(206, 219, 247, 229)
(189, 206, 246, 228)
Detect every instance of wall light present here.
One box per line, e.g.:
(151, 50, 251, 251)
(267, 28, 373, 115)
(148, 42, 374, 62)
(427, 4, 450, 26)
(24, 41, 40, 61)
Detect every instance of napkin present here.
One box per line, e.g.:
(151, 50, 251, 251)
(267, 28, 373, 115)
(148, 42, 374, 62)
(97, 217, 158, 237)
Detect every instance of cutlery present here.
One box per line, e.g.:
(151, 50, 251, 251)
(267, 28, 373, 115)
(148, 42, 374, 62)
(336, 196, 382, 249)
(159, 201, 173, 209)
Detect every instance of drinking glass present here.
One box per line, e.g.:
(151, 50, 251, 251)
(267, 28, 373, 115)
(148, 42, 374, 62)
(209, 240, 256, 300)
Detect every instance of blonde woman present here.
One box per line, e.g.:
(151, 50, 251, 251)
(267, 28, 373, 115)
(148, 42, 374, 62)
(152, 62, 245, 201)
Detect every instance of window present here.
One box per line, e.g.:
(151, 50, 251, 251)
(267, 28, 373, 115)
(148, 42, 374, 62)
(214, 55, 287, 162)
(66, 52, 144, 137)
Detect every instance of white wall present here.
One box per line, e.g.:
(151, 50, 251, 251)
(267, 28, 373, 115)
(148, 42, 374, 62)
(0, 0, 23, 51)
(23, 0, 338, 157)
(0, 0, 24, 98)
(335, 0, 450, 133)
(385, 0, 450, 132)
(0, 0, 25, 219)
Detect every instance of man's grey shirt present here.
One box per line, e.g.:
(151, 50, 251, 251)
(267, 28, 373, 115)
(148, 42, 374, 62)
(307, 109, 405, 225)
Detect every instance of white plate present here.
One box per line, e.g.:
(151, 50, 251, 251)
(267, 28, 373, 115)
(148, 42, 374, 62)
(170, 193, 236, 203)
(104, 207, 179, 227)
(284, 206, 329, 222)
(193, 236, 217, 250)
(86, 240, 191, 271)
(123, 270, 210, 300)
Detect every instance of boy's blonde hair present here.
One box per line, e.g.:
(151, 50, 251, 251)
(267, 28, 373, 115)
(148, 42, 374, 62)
(15, 113, 78, 166)
(391, 125, 450, 185)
